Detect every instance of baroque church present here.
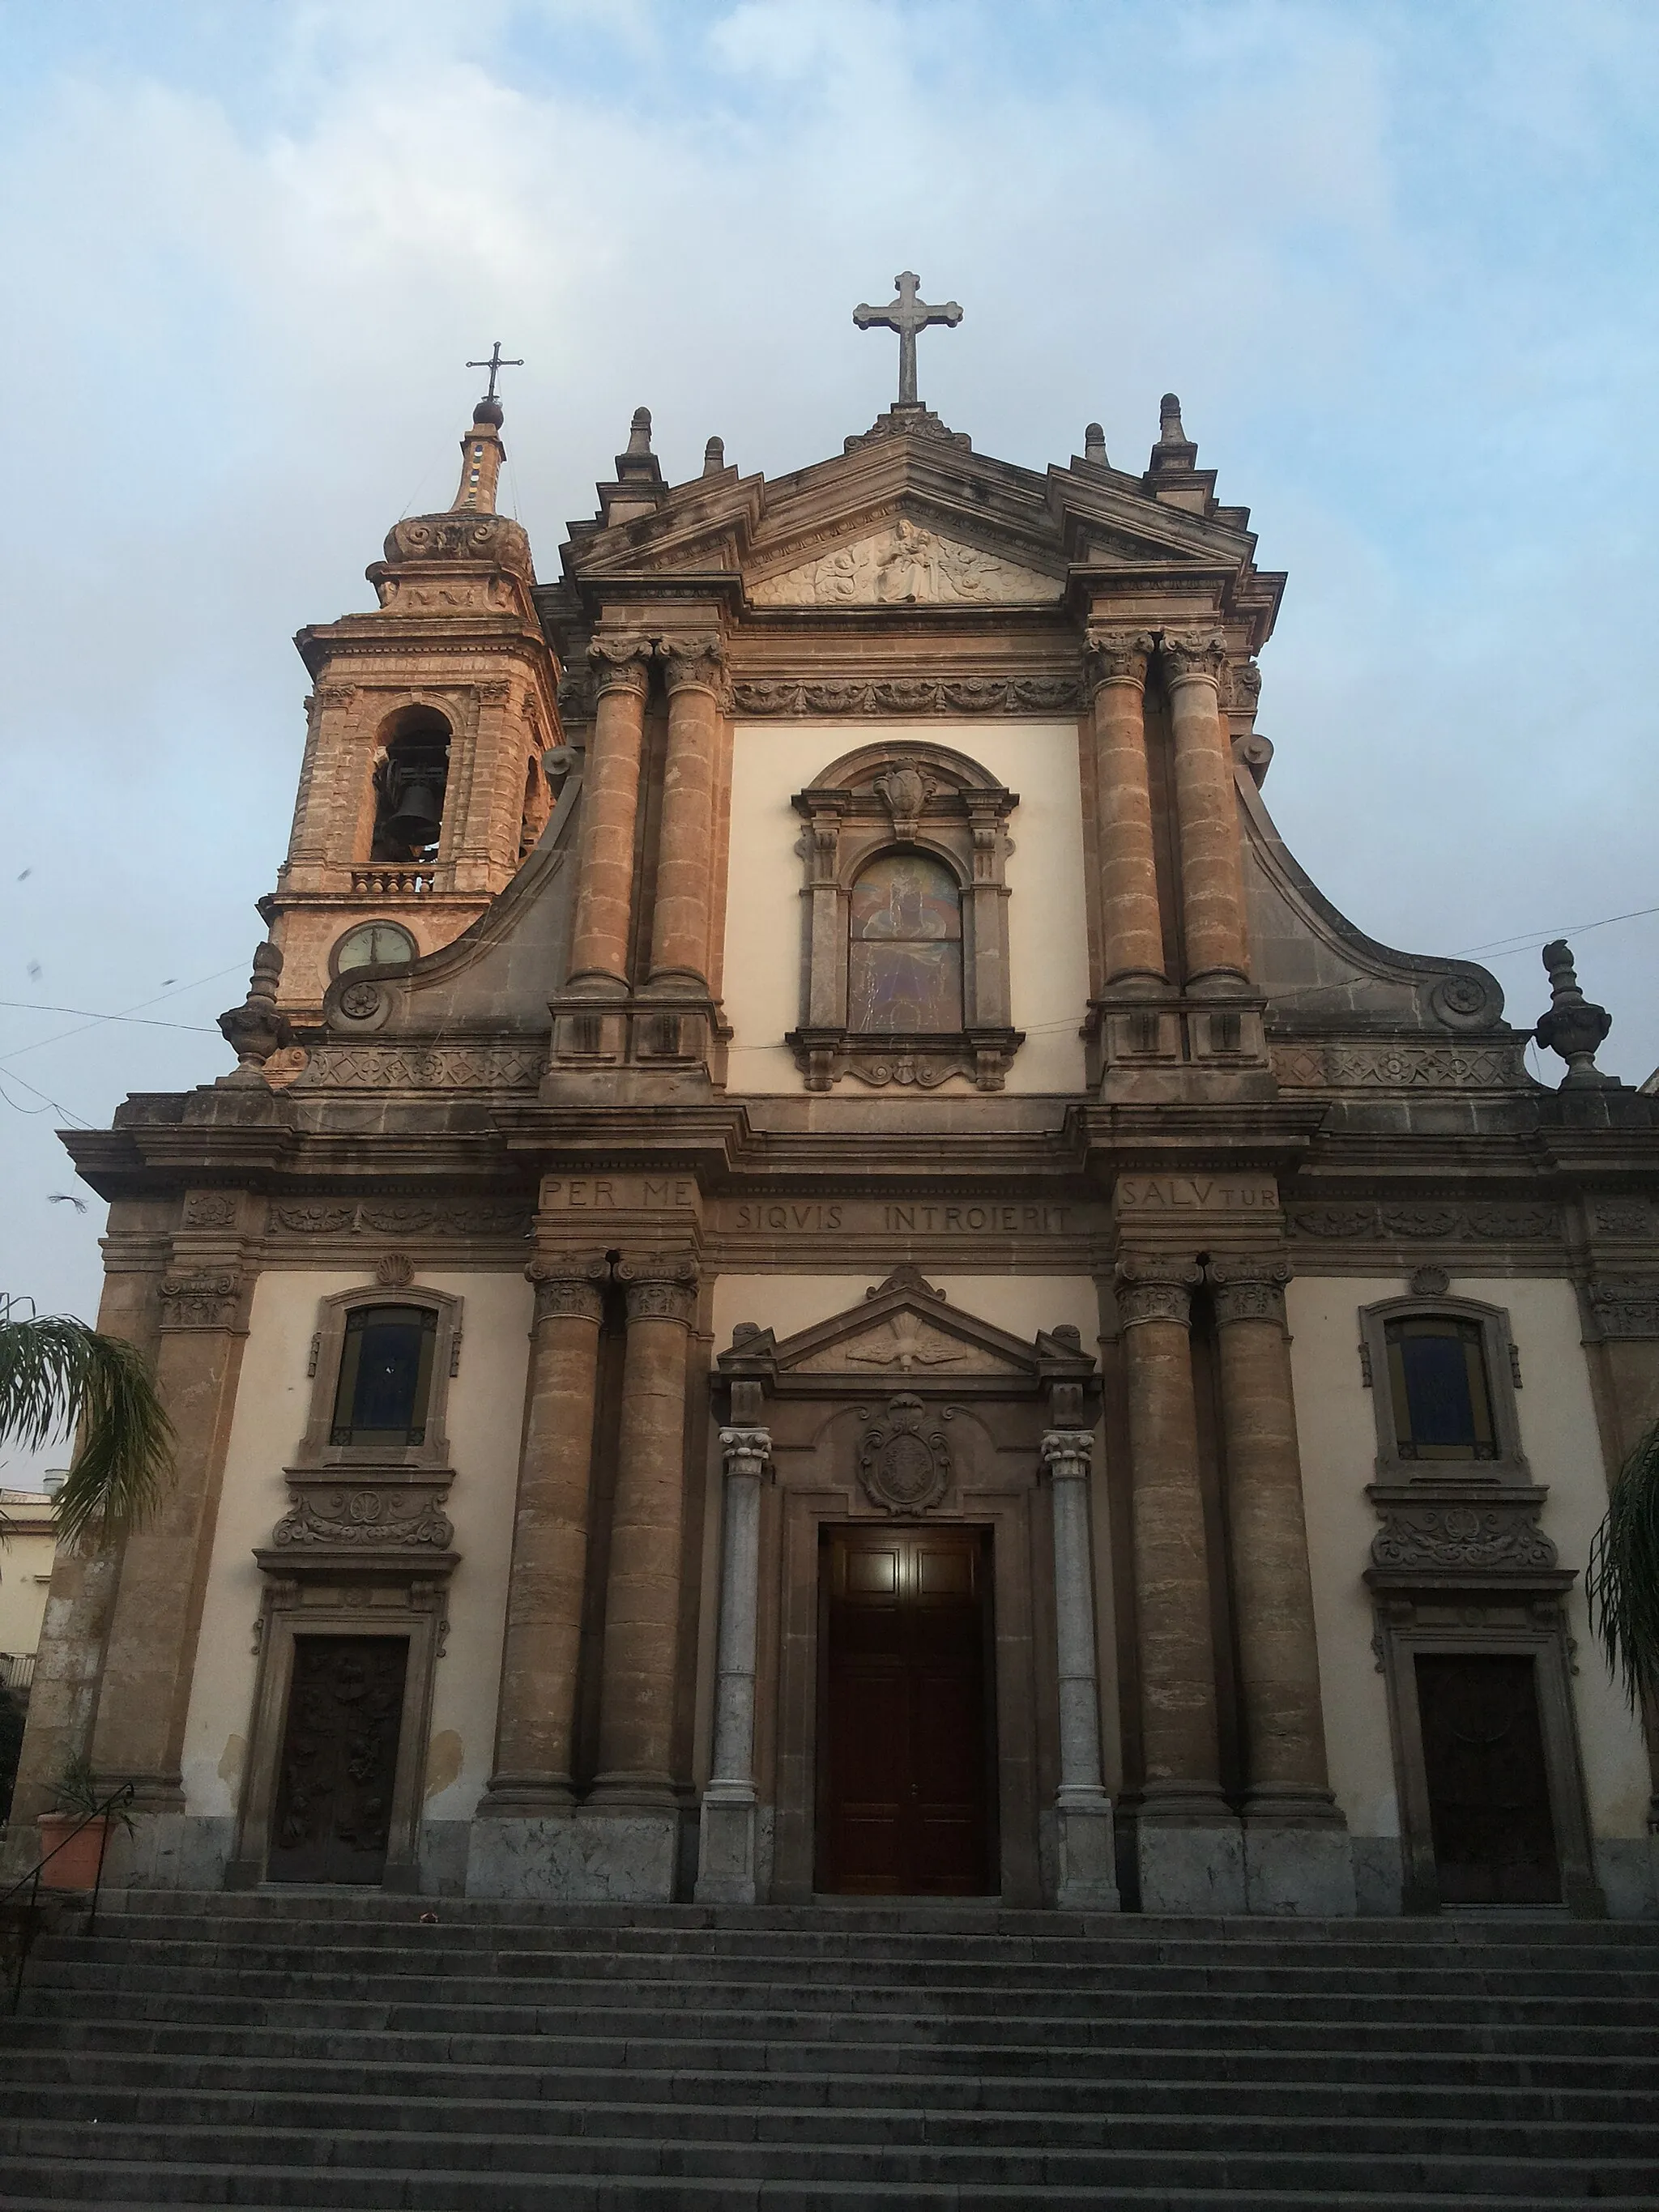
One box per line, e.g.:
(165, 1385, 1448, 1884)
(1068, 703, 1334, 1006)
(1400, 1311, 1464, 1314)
(14, 283, 1659, 1920)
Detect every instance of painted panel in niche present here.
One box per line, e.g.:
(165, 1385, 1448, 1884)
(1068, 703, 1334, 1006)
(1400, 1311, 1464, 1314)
(848, 851, 963, 1034)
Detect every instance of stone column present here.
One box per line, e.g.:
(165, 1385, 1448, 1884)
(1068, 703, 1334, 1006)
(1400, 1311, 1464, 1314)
(1041, 1427, 1120, 1910)
(694, 1419, 771, 1904)
(589, 1254, 698, 1896)
(480, 1254, 608, 1815)
(1160, 630, 1250, 995)
(567, 638, 652, 991)
(1114, 1255, 1243, 1912)
(650, 641, 723, 988)
(88, 1267, 250, 1875)
(1208, 1257, 1355, 1915)
(1084, 628, 1166, 989)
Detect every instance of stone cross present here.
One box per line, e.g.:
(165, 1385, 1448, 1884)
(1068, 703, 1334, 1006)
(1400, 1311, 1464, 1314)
(466, 341, 523, 402)
(854, 273, 962, 405)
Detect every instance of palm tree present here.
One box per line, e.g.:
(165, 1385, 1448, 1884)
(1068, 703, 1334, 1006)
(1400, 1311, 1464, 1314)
(1587, 1421, 1659, 1712)
(0, 1302, 174, 1545)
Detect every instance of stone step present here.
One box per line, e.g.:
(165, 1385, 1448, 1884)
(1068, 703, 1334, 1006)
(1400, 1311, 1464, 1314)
(13, 2012, 1656, 2088)
(2, 2116, 1656, 2195)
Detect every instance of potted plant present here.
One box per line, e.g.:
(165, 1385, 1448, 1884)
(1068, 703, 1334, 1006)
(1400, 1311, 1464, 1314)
(36, 1756, 133, 1890)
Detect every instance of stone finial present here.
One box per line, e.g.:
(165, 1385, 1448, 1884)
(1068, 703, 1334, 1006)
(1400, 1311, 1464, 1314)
(216, 943, 293, 1087)
(703, 436, 726, 475)
(625, 407, 653, 458)
(1150, 390, 1198, 471)
(1536, 939, 1614, 1088)
(1083, 423, 1107, 465)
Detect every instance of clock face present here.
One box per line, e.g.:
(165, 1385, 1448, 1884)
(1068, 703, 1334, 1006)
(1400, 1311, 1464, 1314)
(335, 922, 416, 974)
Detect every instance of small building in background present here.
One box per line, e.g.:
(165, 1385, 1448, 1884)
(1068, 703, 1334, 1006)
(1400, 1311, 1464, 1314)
(0, 1484, 62, 1697)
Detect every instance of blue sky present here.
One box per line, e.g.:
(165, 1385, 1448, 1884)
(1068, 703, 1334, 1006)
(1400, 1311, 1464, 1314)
(2, 0, 1657, 1476)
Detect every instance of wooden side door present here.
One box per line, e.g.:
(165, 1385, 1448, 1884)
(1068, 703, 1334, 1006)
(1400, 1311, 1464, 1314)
(268, 1635, 409, 1885)
(819, 1525, 995, 1895)
(1414, 1652, 1561, 1905)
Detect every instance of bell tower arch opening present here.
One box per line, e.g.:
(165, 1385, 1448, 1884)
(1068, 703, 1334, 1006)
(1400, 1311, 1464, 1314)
(371, 704, 452, 862)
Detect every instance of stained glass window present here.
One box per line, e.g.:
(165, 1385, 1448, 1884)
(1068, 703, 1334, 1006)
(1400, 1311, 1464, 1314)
(331, 1305, 438, 1447)
(1385, 1315, 1496, 1460)
(847, 851, 963, 1034)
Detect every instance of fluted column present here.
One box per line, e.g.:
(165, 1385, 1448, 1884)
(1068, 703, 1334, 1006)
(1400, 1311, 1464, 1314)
(650, 641, 724, 988)
(1084, 628, 1166, 990)
(567, 638, 652, 991)
(1160, 630, 1250, 994)
(1042, 1427, 1120, 1909)
(481, 1254, 608, 1815)
(1208, 1256, 1354, 1913)
(1114, 1255, 1243, 1912)
(592, 1254, 699, 1801)
(694, 1421, 771, 1903)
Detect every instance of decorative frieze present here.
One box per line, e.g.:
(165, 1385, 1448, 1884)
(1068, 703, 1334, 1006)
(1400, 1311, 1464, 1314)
(296, 1046, 546, 1090)
(181, 1191, 238, 1230)
(1586, 1278, 1659, 1340)
(270, 1199, 528, 1240)
(1367, 1490, 1558, 1575)
(731, 674, 1081, 718)
(1273, 1041, 1528, 1091)
(857, 1392, 953, 1515)
(271, 1484, 455, 1553)
(1593, 1200, 1653, 1238)
(156, 1270, 245, 1332)
(1288, 1200, 1560, 1244)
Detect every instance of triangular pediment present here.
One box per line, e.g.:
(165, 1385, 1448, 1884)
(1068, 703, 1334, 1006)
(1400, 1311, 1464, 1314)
(749, 520, 1060, 608)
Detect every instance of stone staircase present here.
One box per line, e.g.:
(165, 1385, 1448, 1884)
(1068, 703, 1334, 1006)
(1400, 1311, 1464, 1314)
(0, 1891, 1656, 2208)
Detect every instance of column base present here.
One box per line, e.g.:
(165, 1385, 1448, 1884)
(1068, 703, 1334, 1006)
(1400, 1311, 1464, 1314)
(464, 1805, 679, 1903)
(474, 1776, 578, 1819)
(694, 1783, 758, 1905)
(1052, 1789, 1120, 1912)
(1130, 1788, 1245, 1915)
(1243, 1794, 1357, 1916)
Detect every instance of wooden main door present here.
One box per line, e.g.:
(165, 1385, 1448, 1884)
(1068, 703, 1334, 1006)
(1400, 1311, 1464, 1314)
(1415, 1652, 1562, 1905)
(818, 1525, 996, 1895)
(268, 1635, 408, 1885)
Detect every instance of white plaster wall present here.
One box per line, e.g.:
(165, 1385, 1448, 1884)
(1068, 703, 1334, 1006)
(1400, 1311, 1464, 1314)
(0, 1518, 58, 1660)
(179, 1269, 531, 1827)
(721, 719, 1090, 1094)
(1290, 1272, 1652, 1843)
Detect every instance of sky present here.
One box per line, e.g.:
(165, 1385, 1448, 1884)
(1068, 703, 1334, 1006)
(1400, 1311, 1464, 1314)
(2, 0, 1657, 1481)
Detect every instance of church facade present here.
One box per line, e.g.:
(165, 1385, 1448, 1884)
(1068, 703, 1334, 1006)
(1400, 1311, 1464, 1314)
(14, 297, 1659, 1917)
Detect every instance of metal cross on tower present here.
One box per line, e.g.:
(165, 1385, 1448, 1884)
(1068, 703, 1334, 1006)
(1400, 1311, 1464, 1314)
(466, 341, 523, 402)
(853, 273, 962, 406)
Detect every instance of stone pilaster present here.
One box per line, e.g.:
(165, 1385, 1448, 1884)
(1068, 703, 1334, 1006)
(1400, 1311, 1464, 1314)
(1160, 630, 1251, 995)
(88, 1268, 251, 1824)
(694, 1421, 771, 1904)
(1114, 1255, 1243, 1912)
(480, 1255, 609, 1815)
(1208, 1256, 1355, 1915)
(1040, 1427, 1120, 1910)
(567, 638, 652, 991)
(650, 641, 725, 989)
(1084, 629, 1165, 991)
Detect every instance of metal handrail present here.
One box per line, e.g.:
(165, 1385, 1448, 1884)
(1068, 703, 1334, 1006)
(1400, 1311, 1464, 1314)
(1, 1779, 134, 2010)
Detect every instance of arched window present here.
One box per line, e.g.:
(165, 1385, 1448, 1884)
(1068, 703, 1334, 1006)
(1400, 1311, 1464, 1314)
(371, 705, 451, 861)
(847, 850, 963, 1034)
(1384, 1314, 1496, 1462)
(329, 1305, 439, 1447)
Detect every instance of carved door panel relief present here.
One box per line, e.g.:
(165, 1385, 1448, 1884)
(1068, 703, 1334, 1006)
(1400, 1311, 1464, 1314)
(1414, 1653, 1561, 1905)
(817, 1525, 995, 1895)
(267, 1635, 409, 1884)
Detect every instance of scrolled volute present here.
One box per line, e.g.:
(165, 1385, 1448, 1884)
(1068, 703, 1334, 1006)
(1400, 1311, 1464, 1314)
(1158, 629, 1229, 686)
(1113, 1256, 1202, 1330)
(617, 1251, 700, 1325)
(526, 1252, 609, 1323)
(1082, 627, 1154, 695)
(1206, 1255, 1291, 1328)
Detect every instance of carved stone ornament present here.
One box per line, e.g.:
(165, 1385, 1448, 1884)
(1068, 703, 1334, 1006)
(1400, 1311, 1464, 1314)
(1587, 1278, 1659, 1340)
(872, 764, 933, 842)
(1114, 1257, 1202, 1331)
(217, 942, 293, 1085)
(1206, 1255, 1290, 1327)
(617, 1253, 699, 1326)
(296, 1046, 546, 1091)
(587, 636, 654, 698)
(1287, 1201, 1560, 1247)
(381, 511, 531, 578)
(858, 1392, 953, 1515)
(272, 1485, 454, 1552)
(659, 637, 728, 706)
(156, 1270, 244, 1332)
(270, 1198, 529, 1239)
(748, 522, 1058, 608)
(375, 1253, 415, 1287)
(181, 1191, 237, 1230)
(719, 1426, 773, 1482)
(731, 675, 1081, 718)
(1082, 628, 1154, 694)
(1593, 1201, 1652, 1238)
(526, 1252, 608, 1323)
(1272, 1041, 1528, 1093)
(1158, 629, 1229, 684)
(1040, 1429, 1094, 1483)
(1369, 1500, 1558, 1575)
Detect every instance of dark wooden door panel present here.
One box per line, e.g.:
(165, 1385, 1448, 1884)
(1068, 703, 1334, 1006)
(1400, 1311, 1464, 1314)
(268, 1635, 408, 1886)
(820, 1526, 994, 1895)
(1415, 1652, 1561, 1906)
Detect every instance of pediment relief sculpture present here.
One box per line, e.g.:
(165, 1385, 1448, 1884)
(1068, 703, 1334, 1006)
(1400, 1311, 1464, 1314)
(749, 520, 1059, 607)
(792, 1308, 1022, 1379)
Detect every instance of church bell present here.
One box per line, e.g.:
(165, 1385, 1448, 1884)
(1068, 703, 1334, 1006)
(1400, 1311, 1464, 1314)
(382, 770, 445, 850)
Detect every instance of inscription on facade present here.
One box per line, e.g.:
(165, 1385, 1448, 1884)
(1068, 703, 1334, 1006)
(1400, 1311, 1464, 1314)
(543, 1176, 699, 1212)
(1114, 1175, 1277, 1215)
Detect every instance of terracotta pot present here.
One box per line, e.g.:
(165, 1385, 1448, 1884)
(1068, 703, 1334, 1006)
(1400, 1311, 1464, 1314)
(36, 1813, 113, 1891)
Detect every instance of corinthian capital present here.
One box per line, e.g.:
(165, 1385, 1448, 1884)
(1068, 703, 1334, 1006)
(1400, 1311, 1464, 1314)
(1083, 627, 1154, 696)
(587, 634, 654, 701)
(1206, 1255, 1290, 1328)
(1113, 1255, 1202, 1331)
(659, 637, 729, 706)
(526, 1252, 608, 1324)
(617, 1251, 700, 1326)
(1040, 1429, 1095, 1481)
(719, 1426, 773, 1481)
(1158, 629, 1229, 686)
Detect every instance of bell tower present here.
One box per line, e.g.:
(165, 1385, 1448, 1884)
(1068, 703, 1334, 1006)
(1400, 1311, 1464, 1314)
(260, 369, 562, 1020)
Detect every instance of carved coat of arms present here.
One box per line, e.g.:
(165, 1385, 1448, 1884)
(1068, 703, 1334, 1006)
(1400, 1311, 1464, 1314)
(857, 1393, 953, 1515)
